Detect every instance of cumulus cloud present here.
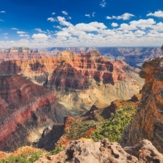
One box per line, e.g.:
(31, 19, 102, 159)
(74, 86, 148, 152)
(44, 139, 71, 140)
(57, 16, 72, 27)
(47, 17, 56, 22)
(1, 12, 163, 48)
(134, 30, 146, 36)
(111, 22, 118, 27)
(119, 18, 156, 31)
(52, 12, 55, 15)
(17, 31, 26, 35)
(17, 31, 29, 37)
(147, 10, 163, 18)
(62, 11, 68, 15)
(106, 13, 134, 20)
(0, 11, 5, 13)
(32, 33, 48, 40)
(100, 0, 106, 7)
(85, 14, 90, 18)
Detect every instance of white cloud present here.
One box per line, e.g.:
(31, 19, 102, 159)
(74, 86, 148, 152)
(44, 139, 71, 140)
(130, 18, 156, 29)
(17, 31, 29, 37)
(85, 14, 90, 18)
(111, 22, 118, 27)
(62, 11, 68, 15)
(134, 30, 146, 36)
(100, 0, 106, 7)
(17, 31, 27, 35)
(0, 11, 5, 13)
(56, 31, 71, 37)
(11, 28, 19, 30)
(34, 28, 44, 33)
(19, 34, 29, 37)
(47, 17, 56, 22)
(147, 10, 163, 18)
(57, 16, 72, 27)
(52, 12, 55, 15)
(119, 18, 156, 31)
(32, 33, 48, 40)
(1, 15, 163, 48)
(106, 13, 134, 20)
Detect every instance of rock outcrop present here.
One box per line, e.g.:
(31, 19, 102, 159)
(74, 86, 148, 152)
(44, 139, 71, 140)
(0, 75, 70, 152)
(121, 57, 163, 153)
(35, 139, 163, 163)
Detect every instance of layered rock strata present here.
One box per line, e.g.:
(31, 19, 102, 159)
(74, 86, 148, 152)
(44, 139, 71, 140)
(121, 57, 163, 152)
(0, 51, 144, 114)
(0, 75, 70, 151)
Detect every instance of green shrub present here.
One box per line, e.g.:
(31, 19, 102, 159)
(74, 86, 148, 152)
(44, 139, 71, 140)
(0, 151, 44, 163)
(89, 106, 136, 142)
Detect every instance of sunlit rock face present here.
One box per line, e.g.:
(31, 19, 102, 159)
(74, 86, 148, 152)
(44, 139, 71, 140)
(0, 75, 70, 152)
(0, 50, 144, 114)
(35, 139, 163, 163)
(121, 57, 163, 152)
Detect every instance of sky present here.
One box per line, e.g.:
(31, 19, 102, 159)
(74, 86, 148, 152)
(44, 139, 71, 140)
(0, 0, 163, 48)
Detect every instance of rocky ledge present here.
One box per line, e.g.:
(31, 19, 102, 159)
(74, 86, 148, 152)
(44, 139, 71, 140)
(35, 138, 163, 163)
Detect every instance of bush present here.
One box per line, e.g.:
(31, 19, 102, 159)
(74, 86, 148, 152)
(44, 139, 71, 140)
(89, 106, 136, 142)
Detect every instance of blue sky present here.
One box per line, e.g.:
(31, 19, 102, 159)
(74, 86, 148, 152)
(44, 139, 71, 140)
(0, 0, 163, 48)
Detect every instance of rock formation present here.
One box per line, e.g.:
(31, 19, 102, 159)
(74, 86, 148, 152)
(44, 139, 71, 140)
(0, 47, 50, 61)
(35, 138, 163, 163)
(0, 75, 70, 152)
(0, 50, 144, 151)
(121, 57, 163, 153)
(43, 47, 163, 68)
(0, 51, 144, 115)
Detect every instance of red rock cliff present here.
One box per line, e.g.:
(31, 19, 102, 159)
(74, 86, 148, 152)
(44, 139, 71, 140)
(121, 57, 163, 152)
(0, 75, 70, 152)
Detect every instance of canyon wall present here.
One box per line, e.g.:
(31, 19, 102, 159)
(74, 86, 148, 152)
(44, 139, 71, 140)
(0, 51, 144, 115)
(121, 57, 163, 152)
(0, 75, 70, 151)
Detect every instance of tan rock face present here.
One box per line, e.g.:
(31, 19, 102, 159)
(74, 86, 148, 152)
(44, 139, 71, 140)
(35, 139, 163, 163)
(121, 57, 163, 153)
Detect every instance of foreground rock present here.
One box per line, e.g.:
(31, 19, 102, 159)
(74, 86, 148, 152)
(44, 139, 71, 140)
(121, 57, 163, 152)
(35, 139, 163, 163)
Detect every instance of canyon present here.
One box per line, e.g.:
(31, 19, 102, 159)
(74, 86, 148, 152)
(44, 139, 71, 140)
(0, 50, 144, 152)
(0, 50, 144, 114)
(0, 48, 163, 162)
(43, 47, 163, 68)
(0, 47, 50, 62)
